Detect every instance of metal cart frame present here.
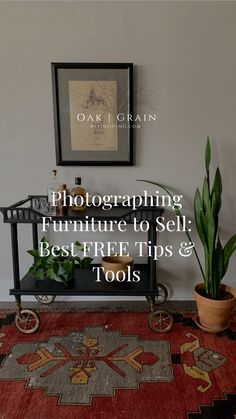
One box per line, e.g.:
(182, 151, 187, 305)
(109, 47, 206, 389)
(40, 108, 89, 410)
(0, 196, 173, 333)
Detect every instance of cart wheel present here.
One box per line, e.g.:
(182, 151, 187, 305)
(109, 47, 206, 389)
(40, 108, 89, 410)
(15, 309, 40, 334)
(35, 295, 55, 305)
(148, 309, 173, 333)
(155, 283, 168, 305)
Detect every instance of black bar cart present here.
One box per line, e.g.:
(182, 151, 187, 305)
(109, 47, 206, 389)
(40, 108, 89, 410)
(0, 196, 173, 334)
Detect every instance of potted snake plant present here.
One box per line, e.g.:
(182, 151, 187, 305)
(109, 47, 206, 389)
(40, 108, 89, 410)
(193, 138, 236, 331)
(138, 137, 236, 332)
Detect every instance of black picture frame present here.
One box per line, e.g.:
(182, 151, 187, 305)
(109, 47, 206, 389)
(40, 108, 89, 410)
(51, 63, 133, 166)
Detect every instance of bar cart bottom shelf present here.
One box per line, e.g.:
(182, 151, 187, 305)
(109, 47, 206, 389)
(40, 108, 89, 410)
(11, 265, 174, 334)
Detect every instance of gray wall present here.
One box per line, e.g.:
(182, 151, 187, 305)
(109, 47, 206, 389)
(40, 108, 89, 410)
(0, 1, 236, 301)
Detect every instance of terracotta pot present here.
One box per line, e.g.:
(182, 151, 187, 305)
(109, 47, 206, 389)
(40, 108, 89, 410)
(194, 283, 236, 332)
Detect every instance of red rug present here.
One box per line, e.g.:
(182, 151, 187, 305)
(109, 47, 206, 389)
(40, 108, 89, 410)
(0, 310, 236, 419)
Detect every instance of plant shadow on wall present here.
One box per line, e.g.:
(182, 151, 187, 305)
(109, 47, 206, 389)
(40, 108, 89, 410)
(138, 137, 236, 333)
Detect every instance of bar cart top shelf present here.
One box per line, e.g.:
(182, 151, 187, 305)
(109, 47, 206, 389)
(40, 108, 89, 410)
(0, 195, 164, 224)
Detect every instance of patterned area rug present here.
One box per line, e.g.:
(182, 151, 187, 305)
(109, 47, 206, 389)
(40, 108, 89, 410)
(0, 310, 236, 419)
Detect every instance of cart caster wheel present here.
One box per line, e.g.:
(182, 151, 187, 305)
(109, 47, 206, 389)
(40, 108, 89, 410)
(155, 283, 168, 305)
(148, 309, 173, 333)
(35, 295, 55, 305)
(15, 309, 40, 334)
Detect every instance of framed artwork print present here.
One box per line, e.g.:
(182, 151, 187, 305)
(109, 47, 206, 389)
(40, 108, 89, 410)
(51, 63, 133, 165)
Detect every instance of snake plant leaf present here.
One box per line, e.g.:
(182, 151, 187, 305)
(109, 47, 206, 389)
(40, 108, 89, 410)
(211, 191, 218, 233)
(174, 208, 181, 217)
(200, 209, 213, 292)
(194, 190, 204, 240)
(137, 177, 205, 280)
(137, 179, 171, 195)
(205, 201, 215, 293)
(211, 168, 222, 213)
(223, 234, 236, 277)
(217, 238, 224, 285)
(211, 238, 224, 297)
(205, 136, 211, 175)
(136, 179, 177, 201)
(203, 244, 210, 293)
(194, 189, 206, 245)
(200, 211, 209, 248)
(206, 203, 215, 256)
(202, 177, 210, 213)
(137, 179, 185, 220)
(137, 180, 184, 225)
(138, 139, 236, 298)
(201, 174, 215, 260)
(212, 250, 219, 296)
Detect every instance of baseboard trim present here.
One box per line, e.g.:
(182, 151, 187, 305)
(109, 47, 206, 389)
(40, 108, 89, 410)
(0, 300, 197, 311)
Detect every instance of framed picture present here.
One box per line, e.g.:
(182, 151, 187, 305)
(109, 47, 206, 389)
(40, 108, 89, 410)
(51, 63, 133, 165)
